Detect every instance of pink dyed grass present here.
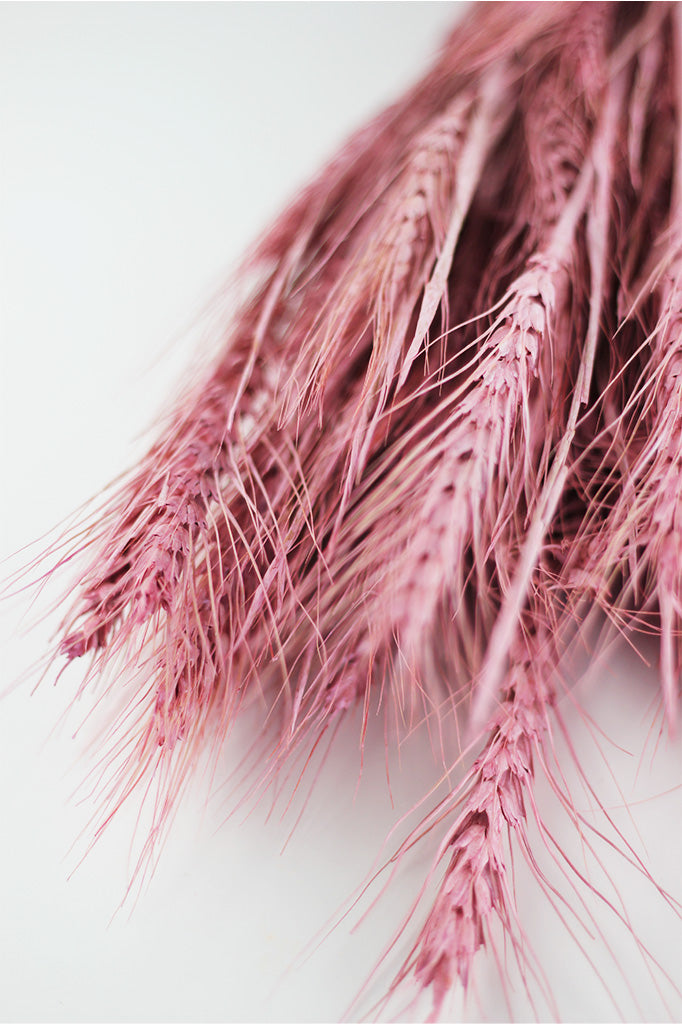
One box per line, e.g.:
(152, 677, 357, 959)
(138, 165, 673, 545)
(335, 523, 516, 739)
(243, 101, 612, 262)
(8, 1, 682, 1018)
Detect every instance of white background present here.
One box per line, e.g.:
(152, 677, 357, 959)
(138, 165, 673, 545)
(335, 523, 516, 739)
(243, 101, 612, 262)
(1, 3, 681, 1022)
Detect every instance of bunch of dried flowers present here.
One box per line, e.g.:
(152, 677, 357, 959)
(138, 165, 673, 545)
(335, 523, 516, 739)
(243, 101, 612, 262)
(19, 2, 682, 1017)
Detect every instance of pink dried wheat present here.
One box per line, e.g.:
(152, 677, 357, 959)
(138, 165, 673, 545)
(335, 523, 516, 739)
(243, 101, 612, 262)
(10, 2, 682, 1019)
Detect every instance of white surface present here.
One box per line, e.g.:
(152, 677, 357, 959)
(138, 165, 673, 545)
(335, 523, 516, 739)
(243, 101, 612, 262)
(1, 4, 681, 1022)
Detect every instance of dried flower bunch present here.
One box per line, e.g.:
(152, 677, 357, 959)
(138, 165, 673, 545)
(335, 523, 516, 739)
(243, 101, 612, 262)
(26, 0, 682, 1018)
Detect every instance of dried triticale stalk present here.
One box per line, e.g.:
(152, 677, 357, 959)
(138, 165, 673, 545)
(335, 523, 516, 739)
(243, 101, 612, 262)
(393, 625, 557, 1021)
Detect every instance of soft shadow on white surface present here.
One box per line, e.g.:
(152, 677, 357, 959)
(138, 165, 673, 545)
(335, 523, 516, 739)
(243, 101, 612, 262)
(1, 4, 681, 1022)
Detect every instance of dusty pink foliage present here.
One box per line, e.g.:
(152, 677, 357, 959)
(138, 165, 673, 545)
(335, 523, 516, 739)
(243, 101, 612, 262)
(24, 0, 682, 1017)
